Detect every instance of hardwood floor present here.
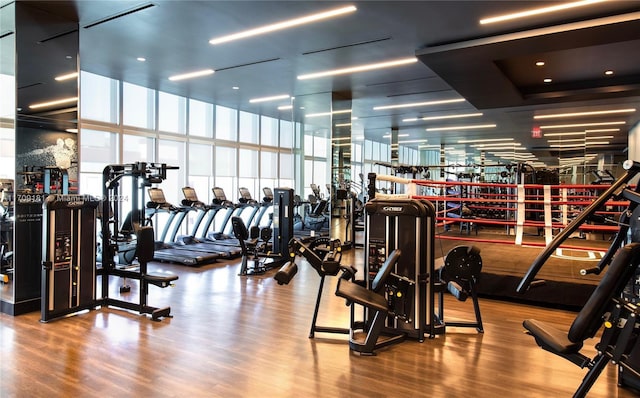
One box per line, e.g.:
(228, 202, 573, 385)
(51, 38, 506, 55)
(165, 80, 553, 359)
(1, 248, 638, 397)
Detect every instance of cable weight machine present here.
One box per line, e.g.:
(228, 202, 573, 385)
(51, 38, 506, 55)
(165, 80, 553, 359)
(99, 162, 179, 321)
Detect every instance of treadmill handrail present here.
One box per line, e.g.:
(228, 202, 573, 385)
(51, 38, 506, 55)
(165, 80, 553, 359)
(517, 160, 640, 293)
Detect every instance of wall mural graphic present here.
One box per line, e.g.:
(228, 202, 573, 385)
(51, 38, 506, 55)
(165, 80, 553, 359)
(15, 128, 77, 192)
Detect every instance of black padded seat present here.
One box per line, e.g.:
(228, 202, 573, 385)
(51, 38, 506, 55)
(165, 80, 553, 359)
(523, 242, 640, 392)
(232, 216, 263, 275)
(522, 319, 583, 354)
(336, 281, 388, 313)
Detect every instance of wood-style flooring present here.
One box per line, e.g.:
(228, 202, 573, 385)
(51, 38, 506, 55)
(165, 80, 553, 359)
(1, 247, 638, 397)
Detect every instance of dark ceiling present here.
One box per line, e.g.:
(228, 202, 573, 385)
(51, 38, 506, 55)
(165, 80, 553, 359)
(12, 0, 640, 167)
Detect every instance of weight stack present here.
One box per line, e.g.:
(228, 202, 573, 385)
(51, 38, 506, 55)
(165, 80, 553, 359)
(364, 198, 441, 340)
(41, 194, 100, 322)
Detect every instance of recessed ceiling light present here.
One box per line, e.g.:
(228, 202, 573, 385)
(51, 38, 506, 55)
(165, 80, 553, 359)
(535, 61, 545, 66)
(382, 134, 410, 138)
(540, 121, 626, 129)
(29, 96, 78, 109)
(278, 105, 293, 110)
(335, 123, 352, 127)
(374, 98, 465, 111)
(305, 109, 351, 117)
(399, 139, 428, 144)
(249, 94, 290, 103)
(543, 131, 586, 137)
(421, 112, 483, 121)
(168, 69, 215, 81)
(534, 108, 636, 119)
(54, 72, 78, 81)
(471, 142, 522, 148)
(479, 0, 607, 25)
(209, 5, 357, 45)
(458, 138, 513, 144)
(298, 57, 417, 80)
(585, 128, 620, 133)
(426, 124, 496, 132)
(605, 70, 614, 76)
(137, 57, 146, 62)
(232, 86, 240, 90)
(543, 78, 552, 83)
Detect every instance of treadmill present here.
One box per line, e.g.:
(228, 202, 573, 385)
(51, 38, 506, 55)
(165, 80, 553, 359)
(179, 187, 242, 258)
(148, 188, 222, 266)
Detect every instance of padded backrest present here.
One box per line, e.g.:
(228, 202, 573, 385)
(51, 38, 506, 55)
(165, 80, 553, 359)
(135, 226, 155, 263)
(231, 216, 249, 240)
(441, 245, 482, 284)
(371, 249, 401, 293)
(568, 242, 640, 342)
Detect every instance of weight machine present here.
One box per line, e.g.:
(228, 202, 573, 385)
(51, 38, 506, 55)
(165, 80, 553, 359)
(517, 159, 640, 397)
(99, 162, 179, 321)
(234, 187, 294, 276)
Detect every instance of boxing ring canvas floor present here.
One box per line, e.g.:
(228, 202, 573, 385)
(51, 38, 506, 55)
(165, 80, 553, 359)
(434, 225, 614, 310)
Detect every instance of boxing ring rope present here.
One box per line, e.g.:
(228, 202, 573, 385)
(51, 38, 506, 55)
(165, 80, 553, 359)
(370, 174, 627, 252)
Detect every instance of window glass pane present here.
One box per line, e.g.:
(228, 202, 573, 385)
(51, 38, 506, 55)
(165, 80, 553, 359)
(381, 143, 390, 162)
(295, 122, 302, 149)
(314, 136, 328, 158)
(239, 111, 259, 144)
(80, 71, 119, 123)
(313, 160, 327, 197)
(215, 146, 236, 176)
(158, 91, 186, 134)
(364, 140, 373, 160)
(260, 116, 278, 146)
(186, 175, 212, 231)
(238, 148, 257, 178)
(304, 134, 313, 156)
(189, 143, 212, 176)
(260, 150, 277, 178)
(351, 143, 361, 163)
(0, 73, 15, 119)
(188, 99, 213, 137)
(0, 127, 15, 179)
(123, 82, 155, 129)
(158, 139, 185, 206)
(78, 173, 103, 197)
(80, 129, 118, 173)
(279, 120, 293, 149)
(304, 159, 313, 198)
(280, 152, 293, 180)
(215, 105, 237, 141)
(123, 134, 154, 163)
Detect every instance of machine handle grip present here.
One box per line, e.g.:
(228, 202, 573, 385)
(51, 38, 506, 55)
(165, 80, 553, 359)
(580, 267, 601, 276)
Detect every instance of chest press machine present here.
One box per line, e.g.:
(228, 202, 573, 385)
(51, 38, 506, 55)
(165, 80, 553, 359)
(517, 159, 640, 397)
